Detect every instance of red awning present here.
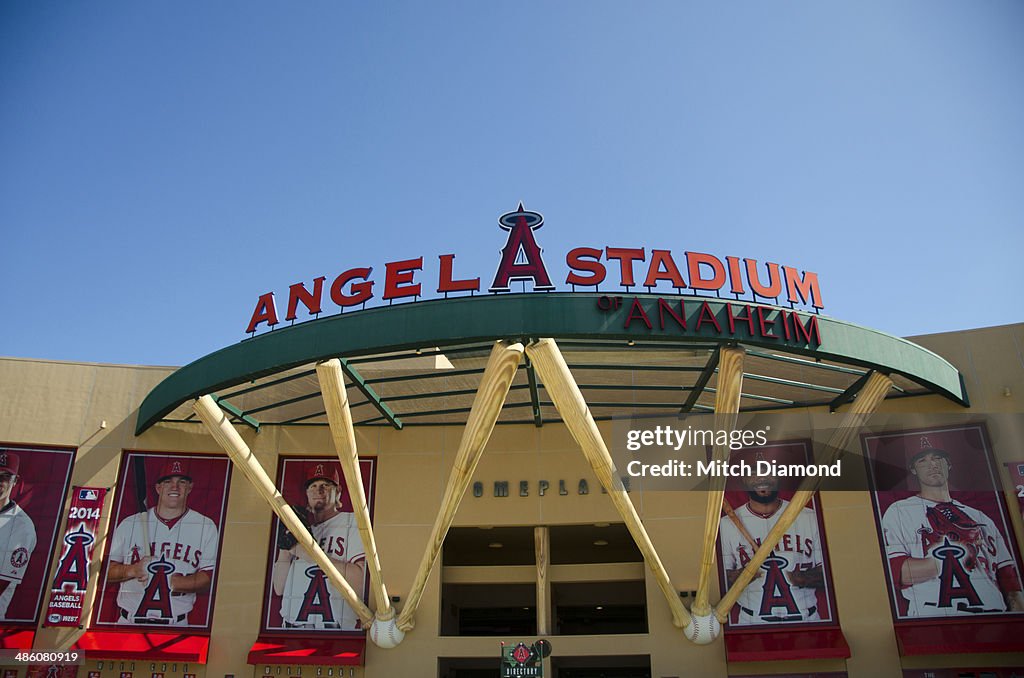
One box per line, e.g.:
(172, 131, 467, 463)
(725, 627, 850, 662)
(248, 636, 365, 666)
(895, 621, 1024, 655)
(73, 631, 210, 663)
(0, 629, 35, 649)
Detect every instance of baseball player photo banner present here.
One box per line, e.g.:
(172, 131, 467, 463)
(260, 456, 376, 635)
(864, 424, 1024, 621)
(93, 452, 232, 630)
(45, 487, 109, 627)
(0, 445, 76, 628)
(715, 441, 841, 629)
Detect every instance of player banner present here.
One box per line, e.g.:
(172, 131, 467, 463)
(864, 424, 1024, 621)
(45, 487, 108, 627)
(0, 445, 76, 628)
(714, 441, 840, 628)
(259, 456, 376, 634)
(93, 452, 231, 630)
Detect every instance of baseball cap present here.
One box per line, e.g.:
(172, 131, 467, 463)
(731, 447, 779, 469)
(156, 459, 192, 483)
(0, 452, 19, 476)
(907, 436, 950, 468)
(304, 462, 340, 488)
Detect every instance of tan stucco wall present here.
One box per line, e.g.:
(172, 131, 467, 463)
(1, 322, 1022, 678)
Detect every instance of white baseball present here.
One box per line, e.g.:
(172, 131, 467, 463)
(369, 615, 406, 649)
(683, 612, 721, 645)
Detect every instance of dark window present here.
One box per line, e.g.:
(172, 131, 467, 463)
(437, 657, 500, 678)
(551, 654, 651, 678)
(550, 524, 643, 564)
(553, 581, 647, 635)
(440, 583, 537, 636)
(443, 526, 536, 566)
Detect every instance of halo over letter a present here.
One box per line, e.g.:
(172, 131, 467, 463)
(489, 203, 554, 292)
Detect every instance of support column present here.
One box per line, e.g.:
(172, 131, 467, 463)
(535, 526, 551, 635)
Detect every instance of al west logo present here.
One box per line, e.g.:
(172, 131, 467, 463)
(245, 204, 824, 333)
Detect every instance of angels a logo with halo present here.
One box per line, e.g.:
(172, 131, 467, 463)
(489, 203, 554, 293)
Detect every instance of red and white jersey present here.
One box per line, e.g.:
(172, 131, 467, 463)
(109, 508, 219, 624)
(882, 496, 1015, 616)
(279, 510, 366, 630)
(719, 499, 824, 624)
(0, 502, 36, 619)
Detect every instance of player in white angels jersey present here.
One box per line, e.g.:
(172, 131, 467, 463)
(0, 453, 36, 620)
(273, 463, 366, 631)
(881, 438, 1023, 617)
(720, 465, 826, 624)
(107, 460, 219, 625)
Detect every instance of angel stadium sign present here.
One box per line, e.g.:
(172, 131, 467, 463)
(244, 203, 825, 335)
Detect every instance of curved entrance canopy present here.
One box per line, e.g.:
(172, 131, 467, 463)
(160, 292, 971, 647)
(136, 293, 967, 435)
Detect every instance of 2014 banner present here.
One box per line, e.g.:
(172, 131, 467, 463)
(45, 487, 108, 627)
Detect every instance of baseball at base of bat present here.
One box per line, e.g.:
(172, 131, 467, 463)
(722, 497, 758, 553)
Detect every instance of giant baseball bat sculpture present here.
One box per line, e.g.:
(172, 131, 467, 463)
(714, 371, 893, 622)
(193, 395, 375, 626)
(317, 358, 400, 647)
(722, 497, 758, 554)
(525, 338, 692, 631)
(692, 346, 745, 637)
(133, 455, 151, 558)
(396, 341, 524, 632)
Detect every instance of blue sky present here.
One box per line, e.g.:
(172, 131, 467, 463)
(2, 1, 1022, 366)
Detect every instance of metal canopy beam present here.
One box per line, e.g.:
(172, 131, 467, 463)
(338, 358, 403, 430)
(680, 347, 721, 414)
(745, 349, 908, 394)
(365, 367, 489, 385)
(218, 368, 317, 400)
(243, 391, 323, 416)
(213, 396, 260, 432)
(525, 358, 543, 427)
(741, 372, 846, 395)
(704, 386, 794, 406)
(383, 384, 530, 403)
(570, 364, 704, 372)
(829, 369, 878, 412)
(137, 293, 968, 434)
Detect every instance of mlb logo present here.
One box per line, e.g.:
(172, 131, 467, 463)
(79, 489, 98, 500)
(1017, 463, 1024, 475)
